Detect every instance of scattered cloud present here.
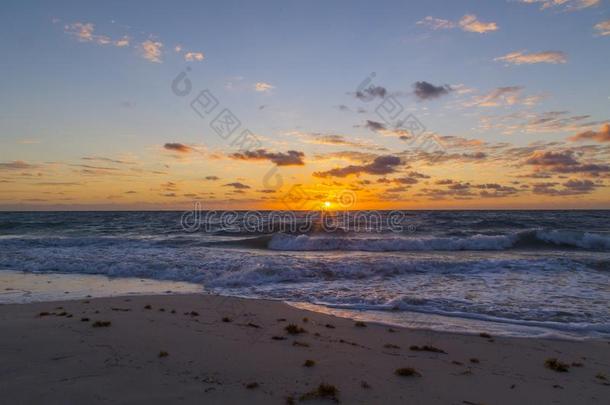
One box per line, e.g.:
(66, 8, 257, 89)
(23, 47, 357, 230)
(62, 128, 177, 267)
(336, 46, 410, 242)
(223, 182, 251, 189)
(255, 82, 274, 92)
(532, 179, 601, 196)
(594, 19, 610, 36)
(417, 14, 498, 34)
(184, 52, 204, 61)
(354, 85, 387, 101)
(313, 155, 403, 178)
(0, 161, 38, 170)
(230, 149, 305, 166)
(459, 15, 499, 34)
(204, 176, 220, 181)
(494, 50, 567, 65)
(416, 16, 456, 30)
(164, 143, 195, 153)
(569, 124, 610, 143)
(64, 22, 129, 47)
(140, 40, 163, 63)
(518, 0, 600, 12)
(414, 81, 453, 100)
(466, 86, 543, 107)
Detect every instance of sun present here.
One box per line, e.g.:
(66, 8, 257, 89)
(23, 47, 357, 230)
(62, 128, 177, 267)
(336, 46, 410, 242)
(323, 201, 332, 209)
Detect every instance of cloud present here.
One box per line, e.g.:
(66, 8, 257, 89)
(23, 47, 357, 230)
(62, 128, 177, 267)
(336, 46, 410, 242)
(141, 40, 163, 63)
(518, 0, 600, 12)
(296, 132, 379, 149)
(223, 182, 251, 189)
(64, 22, 129, 47)
(466, 86, 543, 107)
(0, 160, 37, 170)
(413, 81, 453, 100)
(459, 15, 499, 33)
(82, 156, 135, 165)
(494, 50, 567, 65)
(184, 52, 204, 61)
(524, 149, 610, 176)
(532, 179, 601, 196)
(230, 149, 305, 166)
(594, 19, 610, 36)
(255, 82, 274, 92)
(204, 176, 220, 181)
(164, 143, 194, 153)
(417, 15, 498, 34)
(364, 120, 386, 132)
(569, 124, 610, 143)
(355, 85, 387, 101)
(416, 16, 456, 30)
(114, 36, 130, 47)
(313, 155, 403, 178)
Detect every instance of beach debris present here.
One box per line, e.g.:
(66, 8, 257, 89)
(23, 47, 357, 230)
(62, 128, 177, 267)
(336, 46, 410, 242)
(245, 382, 259, 389)
(409, 345, 446, 354)
(387, 328, 397, 333)
(57, 311, 68, 317)
(470, 358, 480, 364)
(37, 312, 50, 317)
(293, 341, 310, 347)
(299, 383, 339, 402)
(552, 384, 563, 389)
(92, 321, 111, 328)
(80, 317, 90, 322)
(325, 323, 335, 329)
(111, 307, 130, 312)
(285, 396, 295, 404)
(452, 361, 464, 366)
(395, 367, 421, 377)
(595, 372, 607, 380)
(545, 358, 569, 372)
(303, 359, 316, 367)
(285, 324, 306, 335)
(510, 384, 516, 389)
(247, 322, 260, 328)
(222, 317, 232, 323)
(354, 321, 367, 327)
(360, 380, 371, 389)
(158, 308, 165, 312)
(384, 343, 400, 349)
(571, 361, 583, 367)
(144, 304, 152, 310)
(277, 318, 287, 322)
(302, 317, 309, 323)
(158, 351, 169, 358)
(189, 311, 199, 317)
(479, 332, 491, 338)
(271, 336, 287, 341)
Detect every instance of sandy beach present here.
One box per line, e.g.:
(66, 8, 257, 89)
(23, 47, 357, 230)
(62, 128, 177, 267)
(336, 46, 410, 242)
(1, 293, 608, 404)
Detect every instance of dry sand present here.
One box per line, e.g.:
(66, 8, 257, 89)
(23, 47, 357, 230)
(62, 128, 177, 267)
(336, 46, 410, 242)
(1, 293, 608, 404)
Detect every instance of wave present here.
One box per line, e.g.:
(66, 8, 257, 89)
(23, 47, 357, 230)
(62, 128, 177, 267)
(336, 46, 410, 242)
(267, 229, 610, 251)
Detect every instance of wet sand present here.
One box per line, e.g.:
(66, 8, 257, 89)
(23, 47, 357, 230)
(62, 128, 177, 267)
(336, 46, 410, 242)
(1, 293, 608, 404)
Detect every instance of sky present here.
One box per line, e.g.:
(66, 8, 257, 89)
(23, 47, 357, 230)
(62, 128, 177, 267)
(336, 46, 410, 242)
(1, 0, 609, 210)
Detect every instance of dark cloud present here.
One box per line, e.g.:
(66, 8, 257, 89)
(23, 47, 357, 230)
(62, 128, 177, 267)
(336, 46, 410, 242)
(413, 81, 453, 100)
(525, 150, 579, 166)
(223, 182, 251, 189)
(532, 179, 601, 196)
(355, 86, 387, 101)
(313, 155, 403, 178)
(569, 124, 610, 143)
(205, 176, 220, 181)
(164, 143, 194, 153)
(82, 156, 135, 165)
(364, 120, 386, 131)
(0, 160, 37, 170)
(524, 150, 610, 177)
(230, 149, 305, 166)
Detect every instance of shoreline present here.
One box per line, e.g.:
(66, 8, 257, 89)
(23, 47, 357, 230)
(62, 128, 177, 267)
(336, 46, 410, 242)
(1, 270, 606, 341)
(1, 293, 609, 404)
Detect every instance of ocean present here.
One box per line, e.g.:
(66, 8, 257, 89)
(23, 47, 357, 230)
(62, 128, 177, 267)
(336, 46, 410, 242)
(1, 210, 608, 339)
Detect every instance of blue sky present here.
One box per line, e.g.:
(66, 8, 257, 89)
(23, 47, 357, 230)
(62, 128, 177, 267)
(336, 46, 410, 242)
(1, 0, 609, 209)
